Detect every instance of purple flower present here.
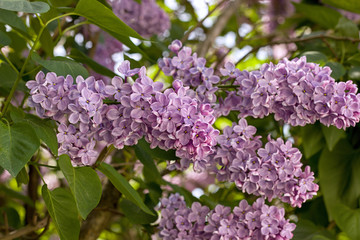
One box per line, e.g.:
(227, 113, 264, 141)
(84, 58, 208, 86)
(26, 71, 46, 94)
(77, 141, 98, 165)
(175, 125, 192, 145)
(52, 87, 69, 111)
(57, 124, 76, 143)
(78, 88, 101, 112)
(171, 47, 193, 70)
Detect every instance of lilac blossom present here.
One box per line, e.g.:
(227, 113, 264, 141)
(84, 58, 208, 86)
(26, 60, 219, 168)
(206, 118, 318, 208)
(110, 0, 170, 38)
(158, 194, 296, 239)
(219, 56, 360, 130)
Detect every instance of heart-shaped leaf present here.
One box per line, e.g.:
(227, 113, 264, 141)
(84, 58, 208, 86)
(319, 140, 360, 239)
(0, 0, 50, 13)
(42, 185, 80, 240)
(59, 155, 102, 219)
(0, 121, 40, 176)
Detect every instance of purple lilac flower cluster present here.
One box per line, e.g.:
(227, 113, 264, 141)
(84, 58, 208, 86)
(220, 57, 360, 129)
(159, 40, 220, 104)
(110, 0, 170, 38)
(26, 61, 219, 167)
(207, 118, 318, 208)
(158, 193, 296, 240)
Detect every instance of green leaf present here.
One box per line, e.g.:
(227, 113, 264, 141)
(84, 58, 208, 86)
(58, 155, 102, 219)
(319, 140, 360, 239)
(348, 67, 360, 81)
(322, 0, 360, 14)
(0, 121, 40, 176)
(97, 162, 154, 215)
(347, 53, 360, 66)
(0, 207, 21, 229)
(0, 9, 28, 33)
(11, 108, 58, 156)
(163, 179, 198, 206)
(133, 139, 162, 183)
(0, 63, 27, 94)
(0, 30, 11, 47)
(325, 62, 346, 80)
(292, 219, 335, 240)
(31, 53, 89, 78)
(69, 48, 117, 78)
(293, 3, 342, 29)
(30, 17, 54, 57)
(335, 17, 359, 39)
(74, 0, 152, 61)
(0, 0, 50, 13)
(74, 0, 142, 40)
(134, 138, 178, 161)
(321, 125, 346, 151)
(119, 199, 157, 225)
(42, 185, 80, 240)
(15, 166, 29, 186)
(301, 51, 327, 65)
(301, 124, 325, 158)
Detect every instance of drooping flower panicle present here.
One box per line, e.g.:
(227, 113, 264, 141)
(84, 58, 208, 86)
(26, 61, 219, 167)
(219, 57, 360, 129)
(158, 193, 296, 240)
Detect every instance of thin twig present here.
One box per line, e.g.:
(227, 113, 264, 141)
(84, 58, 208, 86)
(0, 49, 19, 74)
(92, 144, 115, 169)
(3, 211, 9, 235)
(1, 216, 49, 240)
(321, 37, 338, 60)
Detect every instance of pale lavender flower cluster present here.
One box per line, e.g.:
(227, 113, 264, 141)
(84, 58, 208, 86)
(26, 61, 219, 167)
(208, 118, 318, 208)
(159, 40, 220, 104)
(110, 0, 170, 38)
(26, 71, 113, 165)
(158, 193, 296, 240)
(105, 68, 219, 169)
(220, 57, 360, 129)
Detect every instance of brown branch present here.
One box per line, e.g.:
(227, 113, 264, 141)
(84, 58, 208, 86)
(198, 0, 242, 58)
(24, 162, 39, 239)
(0, 216, 49, 240)
(79, 180, 122, 240)
(321, 37, 338, 60)
(3, 211, 9, 235)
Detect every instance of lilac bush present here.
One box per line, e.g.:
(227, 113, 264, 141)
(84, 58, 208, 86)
(26, 39, 360, 239)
